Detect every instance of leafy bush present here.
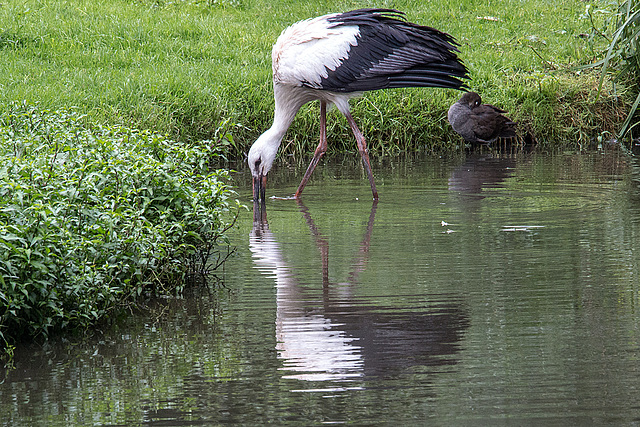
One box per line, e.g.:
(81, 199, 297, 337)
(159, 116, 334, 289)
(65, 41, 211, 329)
(0, 103, 238, 351)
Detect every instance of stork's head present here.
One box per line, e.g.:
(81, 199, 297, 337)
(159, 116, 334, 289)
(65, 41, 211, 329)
(248, 131, 280, 202)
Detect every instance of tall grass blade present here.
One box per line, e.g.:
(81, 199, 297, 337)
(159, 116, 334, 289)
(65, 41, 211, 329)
(619, 89, 640, 137)
(595, 9, 640, 100)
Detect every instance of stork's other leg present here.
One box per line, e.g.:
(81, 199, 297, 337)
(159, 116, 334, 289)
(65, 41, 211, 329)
(295, 101, 328, 198)
(344, 111, 379, 201)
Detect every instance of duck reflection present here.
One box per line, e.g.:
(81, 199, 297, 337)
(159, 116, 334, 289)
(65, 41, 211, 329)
(448, 152, 518, 218)
(448, 152, 516, 198)
(249, 200, 468, 384)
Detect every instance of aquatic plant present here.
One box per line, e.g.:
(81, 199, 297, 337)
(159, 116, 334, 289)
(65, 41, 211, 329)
(585, 0, 640, 138)
(0, 103, 238, 356)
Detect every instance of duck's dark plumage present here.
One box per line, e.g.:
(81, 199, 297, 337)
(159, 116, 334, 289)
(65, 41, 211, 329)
(448, 92, 517, 144)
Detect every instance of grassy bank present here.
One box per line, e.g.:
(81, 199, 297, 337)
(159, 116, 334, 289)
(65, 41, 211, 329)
(0, 0, 630, 154)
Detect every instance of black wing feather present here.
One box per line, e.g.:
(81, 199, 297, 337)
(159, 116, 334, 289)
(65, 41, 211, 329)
(316, 9, 469, 93)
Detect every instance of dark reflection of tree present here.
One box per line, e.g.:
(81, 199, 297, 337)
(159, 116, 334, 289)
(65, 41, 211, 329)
(250, 200, 468, 383)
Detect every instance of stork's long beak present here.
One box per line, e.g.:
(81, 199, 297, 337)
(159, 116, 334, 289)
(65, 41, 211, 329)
(253, 173, 267, 202)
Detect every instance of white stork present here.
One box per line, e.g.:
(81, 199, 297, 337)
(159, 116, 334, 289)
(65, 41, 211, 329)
(248, 8, 469, 201)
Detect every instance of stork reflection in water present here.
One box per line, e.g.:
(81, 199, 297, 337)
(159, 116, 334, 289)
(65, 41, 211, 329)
(249, 201, 468, 384)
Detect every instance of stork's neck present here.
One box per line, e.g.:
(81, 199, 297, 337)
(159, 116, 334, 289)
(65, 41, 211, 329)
(251, 84, 310, 167)
(267, 83, 308, 141)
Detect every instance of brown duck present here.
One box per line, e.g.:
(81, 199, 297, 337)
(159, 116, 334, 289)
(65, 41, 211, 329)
(448, 92, 517, 144)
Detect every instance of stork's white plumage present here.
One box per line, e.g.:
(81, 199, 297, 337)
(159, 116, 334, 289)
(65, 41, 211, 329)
(248, 8, 469, 201)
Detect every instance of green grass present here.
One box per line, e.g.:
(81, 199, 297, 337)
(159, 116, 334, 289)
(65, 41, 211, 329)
(0, 0, 629, 154)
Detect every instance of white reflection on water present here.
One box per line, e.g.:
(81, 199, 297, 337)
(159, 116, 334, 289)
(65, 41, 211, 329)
(248, 200, 467, 389)
(249, 202, 366, 383)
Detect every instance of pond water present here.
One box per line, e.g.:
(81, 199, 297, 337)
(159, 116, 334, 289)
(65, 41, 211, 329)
(3, 149, 640, 425)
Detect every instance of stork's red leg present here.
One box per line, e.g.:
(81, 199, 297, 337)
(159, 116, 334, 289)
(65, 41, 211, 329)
(295, 101, 328, 198)
(344, 111, 379, 200)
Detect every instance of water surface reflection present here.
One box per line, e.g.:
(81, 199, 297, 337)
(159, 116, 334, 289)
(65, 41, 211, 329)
(250, 200, 468, 387)
(3, 151, 640, 425)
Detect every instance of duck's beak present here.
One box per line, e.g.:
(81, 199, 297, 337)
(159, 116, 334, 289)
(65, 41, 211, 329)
(253, 173, 267, 202)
